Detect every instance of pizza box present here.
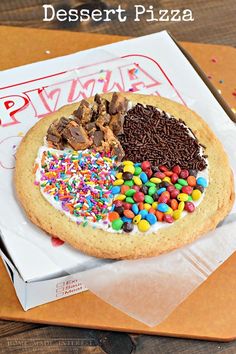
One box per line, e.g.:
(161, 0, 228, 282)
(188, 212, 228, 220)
(0, 27, 235, 330)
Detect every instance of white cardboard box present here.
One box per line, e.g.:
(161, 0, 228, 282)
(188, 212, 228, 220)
(0, 239, 87, 310)
(0, 31, 235, 310)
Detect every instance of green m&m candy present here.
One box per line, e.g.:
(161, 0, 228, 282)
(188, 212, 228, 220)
(144, 195, 154, 204)
(112, 218, 123, 231)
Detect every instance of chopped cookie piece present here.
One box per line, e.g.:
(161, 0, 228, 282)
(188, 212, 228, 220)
(62, 121, 91, 150)
(94, 94, 111, 130)
(74, 99, 92, 125)
(96, 113, 111, 130)
(98, 141, 109, 153)
(85, 122, 97, 137)
(93, 130, 104, 147)
(94, 93, 102, 104)
(103, 126, 116, 143)
(109, 92, 129, 115)
(46, 134, 63, 150)
(102, 126, 125, 161)
(89, 101, 99, 121)
(47, 116, 69, 136)
(94, 94, 109, 112)
(111, 141, 125, 161)
(109, 112, 124, 136)
(46, 117, 69, 149)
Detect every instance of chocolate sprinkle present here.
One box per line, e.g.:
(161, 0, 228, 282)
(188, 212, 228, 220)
(119, 104, 207, 171)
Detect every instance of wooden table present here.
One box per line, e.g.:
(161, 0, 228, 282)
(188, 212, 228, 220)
(0, 1, 236, 353)
(0, 0, 235, 46)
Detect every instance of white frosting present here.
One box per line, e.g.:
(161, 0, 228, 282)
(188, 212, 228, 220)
(35, 102, 209, 235)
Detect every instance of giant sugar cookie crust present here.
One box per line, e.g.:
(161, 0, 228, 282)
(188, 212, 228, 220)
(15, 93, 234, 259)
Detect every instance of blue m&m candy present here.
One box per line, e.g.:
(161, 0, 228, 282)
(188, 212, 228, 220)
(196, 177, 208, 188)
(157, 203, 169, 213)
(132, 204, 139, 215)
(139, 209, 148, 219)
(140, 171, 148, 183)
(146, 213, 157, 225)
(111, 186, 121, 195)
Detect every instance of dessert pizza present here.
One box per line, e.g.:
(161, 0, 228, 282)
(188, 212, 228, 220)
(15, 93, 234, 259)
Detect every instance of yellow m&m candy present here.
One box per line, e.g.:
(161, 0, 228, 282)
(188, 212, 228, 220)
(113, 179, 124, 186)
(123, 164, 135, 174)
(177, 193, 188, 202)
(138, 220, 150, 232)
(133, 176, 142, 186)
(133, 214, 141, 224)
(173, 210, 182, 220)
(192, 189, 202, 201)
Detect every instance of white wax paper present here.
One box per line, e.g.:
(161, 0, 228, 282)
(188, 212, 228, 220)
(73, 220, 236, 327)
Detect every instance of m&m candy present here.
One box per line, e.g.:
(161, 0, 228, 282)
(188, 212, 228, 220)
(109, 160, 208, 233)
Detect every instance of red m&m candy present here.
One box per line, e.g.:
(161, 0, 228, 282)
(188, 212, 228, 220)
(154, 171, 165, 179)
(171, 173, 178, 184)
(159, 165, 168, 172)
(182, 186, 193, 195)
(167, 185, 175, 193)
(163, 214, 174, 223)
(133, 185, 140, 192)
(172, 165, 181, 175)
(184, 202, 195, 213)
(170, 189, 180, 199)
(133, 192, 145, 203)
(145, 168, 153, 178)
(179, 169, 189, 179)
(158, 195, 169, 204)
(123, 202, 132, 210)
(113, 200, 123, 207)
(141, 161, 151, 171)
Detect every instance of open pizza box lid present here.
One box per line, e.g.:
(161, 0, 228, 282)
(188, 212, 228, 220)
(0, 30, 235, 316)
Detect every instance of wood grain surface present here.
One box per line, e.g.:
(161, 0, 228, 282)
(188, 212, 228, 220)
(0, 1, 236, 353)
(0, 0, 235, 46)
(1, 320, 236, 353)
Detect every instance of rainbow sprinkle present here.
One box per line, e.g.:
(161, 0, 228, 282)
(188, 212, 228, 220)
(36, 149, 118, 223)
